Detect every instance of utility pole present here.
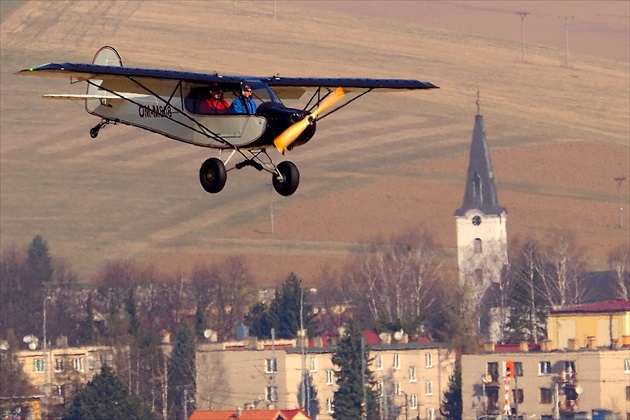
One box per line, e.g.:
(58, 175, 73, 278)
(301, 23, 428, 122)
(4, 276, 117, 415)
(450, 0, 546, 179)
(614, 177, 626, 228)
(42, 294, 51, 417)
(559, 16, 574, 67)
(516, 11, 529, 62)
(361, 337, 367, 419)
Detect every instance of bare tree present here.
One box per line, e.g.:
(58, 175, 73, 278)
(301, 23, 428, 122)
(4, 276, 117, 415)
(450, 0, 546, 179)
(608, 245, 629, 300)
(344, 230, 443, 333)
(540, 233, 589, 307)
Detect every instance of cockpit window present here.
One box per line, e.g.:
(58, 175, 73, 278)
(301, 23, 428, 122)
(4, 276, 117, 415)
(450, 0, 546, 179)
(185, 81, 281, 115)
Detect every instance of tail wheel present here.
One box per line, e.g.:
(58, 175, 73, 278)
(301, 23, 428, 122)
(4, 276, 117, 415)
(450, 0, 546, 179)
(272, 161, 300, 196)
(199, 157, 227, 194)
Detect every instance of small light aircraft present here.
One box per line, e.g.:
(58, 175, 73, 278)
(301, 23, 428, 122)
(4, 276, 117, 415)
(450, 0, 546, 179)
(19, 46, 438, 196)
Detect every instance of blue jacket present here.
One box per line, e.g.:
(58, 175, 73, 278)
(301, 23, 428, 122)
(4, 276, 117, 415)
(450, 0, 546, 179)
(230, 97, 257, 114)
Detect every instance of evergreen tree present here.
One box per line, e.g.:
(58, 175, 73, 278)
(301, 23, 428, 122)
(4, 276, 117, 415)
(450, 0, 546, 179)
(63, 364, 158, 420)
(331, 320, 378, 420)
(79, 293, 95, 345)
(268, 273, 313, 339)
(194, 301, 206, 341)
(243, 301, 271, 338)
(27, 234, 54, 286)
(168, 324, 196, 420)
(440, 363, 462, 420)
(125, 290, 140, 336)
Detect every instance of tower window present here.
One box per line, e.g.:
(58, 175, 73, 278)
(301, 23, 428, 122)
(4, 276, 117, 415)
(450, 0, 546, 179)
(474, 238, 483, 253)
(473, 172, 482, 203)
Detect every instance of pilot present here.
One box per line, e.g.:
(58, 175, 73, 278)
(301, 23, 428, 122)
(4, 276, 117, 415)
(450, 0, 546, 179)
(200, 88, 230, 114)
(230, 84, 257, 114)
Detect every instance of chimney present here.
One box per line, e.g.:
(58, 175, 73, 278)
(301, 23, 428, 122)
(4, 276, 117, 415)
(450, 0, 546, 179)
(483, 342, 495, 352)
(622, 335, 630, 347)
(586, 336, 596, 349)
(541, 340, 551, 352)
(519, 341, 529, 352)
(567, 338, 580, 350)
(313, 336, 324, 347)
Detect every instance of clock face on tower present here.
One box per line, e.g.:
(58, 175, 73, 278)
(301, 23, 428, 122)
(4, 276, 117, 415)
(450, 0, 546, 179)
(472, 215, 481, 226)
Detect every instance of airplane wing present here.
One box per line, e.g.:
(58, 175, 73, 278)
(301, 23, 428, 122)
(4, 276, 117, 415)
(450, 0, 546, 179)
(19, 63, 437, 99)
(265, 76, 438, 99)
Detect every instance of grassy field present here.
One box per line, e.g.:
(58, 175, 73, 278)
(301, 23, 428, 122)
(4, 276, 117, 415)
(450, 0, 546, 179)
(1, 1, 628, 285)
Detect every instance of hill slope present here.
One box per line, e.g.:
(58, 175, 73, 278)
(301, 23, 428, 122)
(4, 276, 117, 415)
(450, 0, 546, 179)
(1, 1, 628, 284)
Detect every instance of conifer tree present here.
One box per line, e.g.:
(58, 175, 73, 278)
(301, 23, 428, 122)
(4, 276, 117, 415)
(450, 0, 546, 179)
(331, 320, 378, 420)
(63, 364, 158, 420)
(440, 363, 462, 420)
(168, 324, 196, 419)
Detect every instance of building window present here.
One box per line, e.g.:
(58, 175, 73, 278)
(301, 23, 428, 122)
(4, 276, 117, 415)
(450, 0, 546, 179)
(265, 385, 278, 402)
(33, 358, 45, 373)
(626, 386, 630, 401)
(409, 394, 418, 410)
(425, 380, 433, 396)
(474, 238, 483, 254)
(53, 385, 64, 397)
(326, 398, 334, 413)
(265, 358, 277, 374)
(375, 354, 383, 370)
(54, 358, 64, 372)
(393, 354, 401, 370)
(326, 369, 334, 385)
(73, 357, 83, 372)
(409, 366, 417, 383)
(540, 388, 552, 404)
(309, 356, 317, 372)
(514, 361, 523, 376)
(394, 382, 401, 396)
(376, 382, 383, 396)
(487, 362, 499, 382)
(426, 407, 435, 420)
(539, 361, 551, 375)
(425, 352, 433, 368)
(88, 355, 95, 370)
(623, 358, 630, 374)
(485, 387, 499, 412)
(512, 389, 524, 404)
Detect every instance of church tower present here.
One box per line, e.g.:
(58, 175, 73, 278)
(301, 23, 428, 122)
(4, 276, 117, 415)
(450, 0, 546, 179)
(455, 98, 507, 299)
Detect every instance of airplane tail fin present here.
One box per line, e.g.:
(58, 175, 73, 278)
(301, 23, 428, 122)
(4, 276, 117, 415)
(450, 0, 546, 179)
(86, 46, 123, 112)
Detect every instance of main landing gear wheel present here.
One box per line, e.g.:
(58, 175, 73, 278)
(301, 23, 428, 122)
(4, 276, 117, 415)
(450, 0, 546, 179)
(199, 157, 227, 194)
(272, 161, 300, 196)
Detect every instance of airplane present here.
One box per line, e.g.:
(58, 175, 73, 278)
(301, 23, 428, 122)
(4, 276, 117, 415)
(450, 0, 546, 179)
(18, 46, 438, 196)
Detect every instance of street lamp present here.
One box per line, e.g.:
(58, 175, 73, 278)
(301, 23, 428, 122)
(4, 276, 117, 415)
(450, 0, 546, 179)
(614, 177, 626, 228)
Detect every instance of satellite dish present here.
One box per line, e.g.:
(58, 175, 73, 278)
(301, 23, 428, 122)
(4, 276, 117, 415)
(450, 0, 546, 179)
(575, 385, 583, 395)
(378, 332, 389, 342)
(28, 342, 37, 350)
(393, 330, 404, 341)
(23, 335, 33, 344)
(0, 340, 8, 351)
(204, 329, 213, 339)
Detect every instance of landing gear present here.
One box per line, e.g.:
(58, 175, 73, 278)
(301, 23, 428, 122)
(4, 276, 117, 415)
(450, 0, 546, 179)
(199, 157, 227, 194)
(89, 119, 110, 138)
(272, 161, 300, 196)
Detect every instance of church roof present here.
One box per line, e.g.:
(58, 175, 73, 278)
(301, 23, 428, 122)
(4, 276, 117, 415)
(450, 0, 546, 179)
(454, 113, 506, 217)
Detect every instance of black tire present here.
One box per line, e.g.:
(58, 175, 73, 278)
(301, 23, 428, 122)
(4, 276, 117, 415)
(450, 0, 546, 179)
(90, 127, 99, 138)
(199, 157, 227, 194)
(272, 161, 300, 196)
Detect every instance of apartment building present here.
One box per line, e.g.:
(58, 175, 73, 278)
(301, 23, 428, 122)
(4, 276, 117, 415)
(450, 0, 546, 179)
(462, 345, 630, 419)
(15, 345, 115, 407)
(196, 336, 455, 420)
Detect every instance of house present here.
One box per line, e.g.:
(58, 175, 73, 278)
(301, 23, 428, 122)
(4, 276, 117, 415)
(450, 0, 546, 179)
(189, 408, 311, 420)
(196, 334, 455, 420)
(461, 299, 630, 419)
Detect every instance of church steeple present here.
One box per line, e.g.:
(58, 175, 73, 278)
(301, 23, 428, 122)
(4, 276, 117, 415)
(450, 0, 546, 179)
(454, 94, 505, 217)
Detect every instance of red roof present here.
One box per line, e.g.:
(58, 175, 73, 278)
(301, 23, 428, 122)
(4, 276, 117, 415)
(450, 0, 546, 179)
(189, 409, 311, 420)
(550, 299, 630, 315)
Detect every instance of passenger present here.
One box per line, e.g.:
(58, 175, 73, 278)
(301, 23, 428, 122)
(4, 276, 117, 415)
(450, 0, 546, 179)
(230, 84, 257, 114)
(200, 88, 230, 114)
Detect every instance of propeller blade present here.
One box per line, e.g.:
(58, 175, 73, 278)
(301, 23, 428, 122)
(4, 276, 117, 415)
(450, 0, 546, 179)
(274, 87, 345, 153)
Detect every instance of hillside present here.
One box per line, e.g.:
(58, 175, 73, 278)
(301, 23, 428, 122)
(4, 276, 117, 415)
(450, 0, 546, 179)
(0, 0, 628, 285)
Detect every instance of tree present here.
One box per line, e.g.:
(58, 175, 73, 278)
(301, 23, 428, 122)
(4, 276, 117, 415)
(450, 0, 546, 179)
(245, 273, 313, 339)
(344, 231, 442, 334)
(0, 330, 37, 399)
(331, 320, 378, 420)
(440, 363, 462, 420)
(78, 293, 95, 345)
(608, 245, 629, 300)
(63, 364, 158, 420)
(27, 234, 54, 287)
(168, 324, 196, 420)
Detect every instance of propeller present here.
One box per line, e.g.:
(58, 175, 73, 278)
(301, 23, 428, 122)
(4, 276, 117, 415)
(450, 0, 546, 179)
(274, 87, 345, 153)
